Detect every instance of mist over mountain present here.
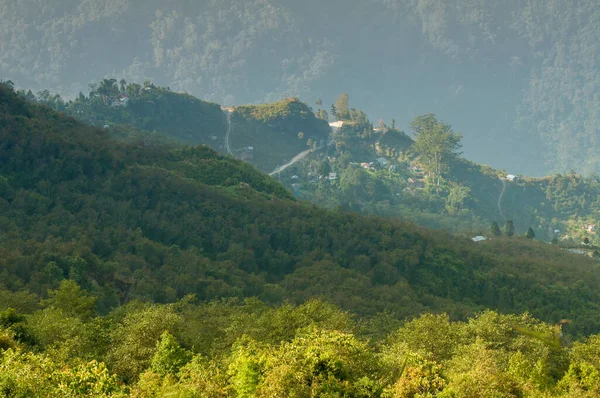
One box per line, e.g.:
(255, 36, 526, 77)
(2, 1, 600, 175)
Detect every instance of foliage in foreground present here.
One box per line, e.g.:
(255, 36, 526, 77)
(2, 290, 600, 397)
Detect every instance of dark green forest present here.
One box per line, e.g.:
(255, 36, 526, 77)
(3, 81, 600, 394)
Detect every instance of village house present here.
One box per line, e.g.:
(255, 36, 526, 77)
(584, 224, 596, 233)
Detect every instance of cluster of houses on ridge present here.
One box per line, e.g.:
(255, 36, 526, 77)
(99, 93, 130, 108)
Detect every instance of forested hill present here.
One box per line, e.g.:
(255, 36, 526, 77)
(16, 79, 330, 173)
(2, 81, 600, 338)
(21, 80, 600, 245)
(4, 0, 600, 176)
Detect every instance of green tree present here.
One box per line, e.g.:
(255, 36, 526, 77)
(151, 331, 192, 376)
(491, 222, 502, 237)
(335, 93, 350, 120)
(525, 227, 536, 239)
(97, 78, 119, 98)
(315, 98, 323, 106)
(319, 161, 331, 177)
(330, 104, 337, 120)
(584, 237, 591, 245)
(42, 280, 96, 319)
(410, 114, 462, 186)
(504, 220, 515, 237)
(107, 305, 182, 382)
(316, 108, 329, 121)
(228, 337, 265, 398)
(445, 184, 471, 215)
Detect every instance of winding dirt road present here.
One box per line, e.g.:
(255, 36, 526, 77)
(269, 147, 322, 176)
(222, 108, 233, 155)
(497, 178, 506, 220)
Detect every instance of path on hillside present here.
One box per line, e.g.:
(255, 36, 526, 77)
(269, 146, 323, 176)
(497, 178, 506, 220)
(222, 108, 233, 155)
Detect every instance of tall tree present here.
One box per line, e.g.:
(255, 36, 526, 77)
(491, 222, 502, 237)
(504, 220, 515, 237)
(316, 109, 329, 121)
(410, 114, 462, 186)
(525, 227, 535, 239)
(335, 93, 350, 120)
(330, 104, 337, 120)
(97, 78, 119, 97)
(319, 161, 331, 177)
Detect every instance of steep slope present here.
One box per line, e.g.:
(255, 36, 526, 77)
(30, 81, 600, 243)
(2, 83, 600, 335)
(21, 82, 331, 173)
(229, 98, 331, 171)
(276, 115, 600, 244)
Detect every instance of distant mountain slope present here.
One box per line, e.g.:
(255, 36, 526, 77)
(4, 0, 600, 175)
(277, 114, 600, 245)
(26, 80, 600, 243)
(2, 82, 600, 335)
(18, 81, 332, 173)
(229, 98, 331, 171)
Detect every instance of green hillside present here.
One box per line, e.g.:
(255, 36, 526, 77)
(2, 81, 600, 332)
(17, 79, 227, 147)
(28, 81, 600, 245)
(21, 81, 331, 173)
(229, 98, 330, 172)
(6, 82, 600, 395)
(278, 110, 600, 245)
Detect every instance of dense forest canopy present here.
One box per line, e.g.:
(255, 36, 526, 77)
(5, 293, 600, 397)
(3, 0, 600, 175)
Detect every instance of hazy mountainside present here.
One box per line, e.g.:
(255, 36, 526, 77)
(17, 79, 228, 147)
(228, 98, 330, 171)
(17, 79, 330, 173)
(25, 79, 600, 244)
(3, 82, 600, 337)
(4, 0, 600, 175)
(268, 105, 600, 245)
